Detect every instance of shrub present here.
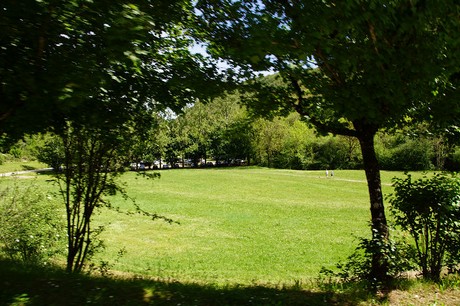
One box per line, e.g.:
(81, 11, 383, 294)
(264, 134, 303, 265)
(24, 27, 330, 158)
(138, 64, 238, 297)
(389, 172, 460, 281)
(445, 146, 460, 171)
(0, 180, 65, 265)
(8, 146, 22, 159)
(378, 139, 433, 171)
(36, 136, 65, 171)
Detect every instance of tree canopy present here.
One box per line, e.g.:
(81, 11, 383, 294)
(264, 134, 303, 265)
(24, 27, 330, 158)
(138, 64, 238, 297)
(0, 0, 223, 139)
(196, 0, 459, 130)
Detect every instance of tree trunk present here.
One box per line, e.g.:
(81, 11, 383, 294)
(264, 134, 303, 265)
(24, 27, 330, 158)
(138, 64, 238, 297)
(356, 123, 390, 283)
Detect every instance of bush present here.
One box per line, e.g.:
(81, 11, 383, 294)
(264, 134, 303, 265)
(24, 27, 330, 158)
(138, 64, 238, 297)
(389, 172, 460, 281)
(36, 136, 65, 171)
(444, 146, 460, 171)
(378, 139, 433, 171)
(0, 180, 65, 265)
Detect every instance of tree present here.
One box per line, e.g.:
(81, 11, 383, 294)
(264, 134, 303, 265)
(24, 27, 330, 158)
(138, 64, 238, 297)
(168, 115, 193, 167)
(187, 101, 216, 165)
(176, 94, 249, 166)
(129, 114, 172, 169)
(196, 0, 460, 283)
(253, 117, 289, 168)
(206, 92, 252, 164)
(2, 0, 225, 272)
(0, 0, 223, 139)
(58, 123, 130, 272)
(221, 117, 254, 165)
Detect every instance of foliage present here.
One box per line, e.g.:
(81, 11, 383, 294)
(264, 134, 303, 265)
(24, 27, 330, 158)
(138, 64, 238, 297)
(4, 134, 52, 161)
(389, 172, 460, 281)
(7, 106, 460, 173)
(377, 133, 434, 171)
(1, 0, 227, 275)
(252, 116, 289, 168)
(125, 95, 457, 171)
(129, 114, 171, 168)
(0, 180, 65, 265)
(310, 137, 361, 170)
(445, 146, 460, 171)
(0, 0, 225, 140)
(166, 93, 254, 166)
(36, 134, 65, 171)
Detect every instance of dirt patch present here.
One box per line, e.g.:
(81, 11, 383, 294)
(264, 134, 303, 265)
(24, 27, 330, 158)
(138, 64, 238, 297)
(388, 287, 460, 305)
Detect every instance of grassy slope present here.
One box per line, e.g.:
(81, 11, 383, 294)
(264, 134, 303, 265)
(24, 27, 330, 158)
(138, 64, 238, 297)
(0, 164, 428, 285)
(0, 160, 47, 174)
(1, 166, 459, 305)
(94, 168, 382, 285)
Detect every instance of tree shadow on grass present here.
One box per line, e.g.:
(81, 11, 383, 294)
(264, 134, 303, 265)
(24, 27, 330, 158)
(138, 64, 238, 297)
(21, 165, 39, 171)
(0, 259, 384, 306)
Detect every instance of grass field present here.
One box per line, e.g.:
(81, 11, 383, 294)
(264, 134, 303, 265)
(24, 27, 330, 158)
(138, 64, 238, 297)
(0, 159, 47, 174)
(100, 168, 426, 285)
(1, 163, 460, 305)
(0, 165, 418, 285)
(95, 168, 374, 285)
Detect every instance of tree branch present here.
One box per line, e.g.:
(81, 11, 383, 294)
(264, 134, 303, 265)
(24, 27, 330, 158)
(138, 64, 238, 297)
(314, 47, 344, 86)
(289, 76, 357, 137)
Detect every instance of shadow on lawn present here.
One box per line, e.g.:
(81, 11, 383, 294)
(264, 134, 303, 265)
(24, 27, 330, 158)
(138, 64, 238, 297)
(21, 165, 39, 171)
(0, 259, 382, 306)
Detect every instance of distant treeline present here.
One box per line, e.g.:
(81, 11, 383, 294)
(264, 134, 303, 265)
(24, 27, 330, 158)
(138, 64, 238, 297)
(2, 93, 459, 172)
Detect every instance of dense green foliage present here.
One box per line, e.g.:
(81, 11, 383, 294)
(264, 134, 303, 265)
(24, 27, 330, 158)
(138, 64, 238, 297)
(115, 94, 457, 172)
(4, 105, 459, 173)
(390, 173, 460, 281)
(1, 0, 227, 275)
(0, 180, 64, 264)
(0, 0, 223, 139)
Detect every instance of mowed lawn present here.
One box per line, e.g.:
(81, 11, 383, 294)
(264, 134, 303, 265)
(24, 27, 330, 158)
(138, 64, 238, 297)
(90, 167, 398, 285)
(2, 166, 460, 305)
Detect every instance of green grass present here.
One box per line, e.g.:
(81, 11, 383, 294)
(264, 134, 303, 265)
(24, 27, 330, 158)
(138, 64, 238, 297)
(90, 168, 376, 285)
(0, 166, 431, 285)
(1, 166, 459, 305)
(0, 160, 48, 174)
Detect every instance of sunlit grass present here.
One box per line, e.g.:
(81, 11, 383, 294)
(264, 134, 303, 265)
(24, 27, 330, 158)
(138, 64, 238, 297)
(0, 166, 437, 285)
(0, 160, 48, 174)
(91, 168, 374, 285)
(1, 166, 458, 305)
